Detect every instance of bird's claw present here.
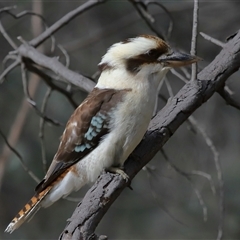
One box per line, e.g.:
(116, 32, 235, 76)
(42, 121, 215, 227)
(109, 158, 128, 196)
(106, 167, 129, 182)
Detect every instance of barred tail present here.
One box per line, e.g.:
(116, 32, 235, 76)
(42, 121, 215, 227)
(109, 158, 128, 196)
(5, 186, 51, 234)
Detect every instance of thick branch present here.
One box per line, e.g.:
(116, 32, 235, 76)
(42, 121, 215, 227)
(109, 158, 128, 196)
(59, 30, 240, 240)
(17, 43, 95, 92)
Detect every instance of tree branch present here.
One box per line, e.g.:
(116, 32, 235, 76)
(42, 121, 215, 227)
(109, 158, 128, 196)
(29, 0, 107, 48)
(190, 0, 199, 81)
(218, 85, 240, 110)
(59, 29, 240, 240)
(200, 32, 225, 48)
(24, 62, 79, 108)
(128, 0, 170, 40)
(17, 42, 95, 92)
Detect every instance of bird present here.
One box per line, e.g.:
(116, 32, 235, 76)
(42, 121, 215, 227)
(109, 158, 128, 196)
(5, 34, 199, 233)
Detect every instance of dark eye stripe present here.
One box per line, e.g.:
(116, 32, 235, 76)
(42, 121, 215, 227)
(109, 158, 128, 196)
(125, 47, 169, 74)
(144, 48, 168, 60)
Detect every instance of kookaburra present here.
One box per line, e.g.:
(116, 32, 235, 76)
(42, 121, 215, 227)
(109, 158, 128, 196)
(5, 34, 199, 233)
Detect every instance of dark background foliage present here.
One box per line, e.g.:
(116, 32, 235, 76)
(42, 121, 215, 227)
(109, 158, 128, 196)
(0, 1, 240, 239)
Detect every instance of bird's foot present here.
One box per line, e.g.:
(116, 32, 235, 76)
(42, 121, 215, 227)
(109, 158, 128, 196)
(106, 166, 129, 182)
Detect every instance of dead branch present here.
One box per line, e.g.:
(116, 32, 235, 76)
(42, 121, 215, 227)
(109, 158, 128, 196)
(0, 21, 17, 49)
(190, 0, 199, 80)
(200, 32, 225, 48)
(160, 149, 208, 222)
(29, 0, 107, 48)
(146, 1, 174, 39)
(170, 68, 189, 83)
(17, 42, 95, 92)
(24, 62, 78, 108)
(128, 0, 173, 40)
(0, 129, 40, 183)
(188, 115, 223, 240)
(218, 85, 240, 110)
(20, 61, 63, 126)
(39, 87, 52, 174)
(143, 165, 187, 227)
(0, 60, 19, 83)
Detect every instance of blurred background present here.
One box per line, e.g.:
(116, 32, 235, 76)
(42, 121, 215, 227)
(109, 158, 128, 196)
(0, 0, 240, 239)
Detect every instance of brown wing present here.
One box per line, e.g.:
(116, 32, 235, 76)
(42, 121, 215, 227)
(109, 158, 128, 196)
(35, 88, 130, 193)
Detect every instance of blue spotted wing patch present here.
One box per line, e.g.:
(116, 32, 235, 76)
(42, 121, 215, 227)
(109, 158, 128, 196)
(84, 113, 108, 140)
(74, 111, 111, 153)
(75, 143, 91, 152)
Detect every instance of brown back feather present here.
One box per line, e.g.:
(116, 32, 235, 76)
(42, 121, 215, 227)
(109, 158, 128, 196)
(35, 88, 131, 193)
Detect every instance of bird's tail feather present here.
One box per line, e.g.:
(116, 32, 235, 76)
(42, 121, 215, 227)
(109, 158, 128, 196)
(5, 186, 51, 233)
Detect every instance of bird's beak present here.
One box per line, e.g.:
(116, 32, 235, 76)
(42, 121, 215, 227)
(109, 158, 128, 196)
(158, 51, 201, 68)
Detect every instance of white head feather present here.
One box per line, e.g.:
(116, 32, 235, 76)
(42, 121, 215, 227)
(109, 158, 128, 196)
(99, 35, 169, 69)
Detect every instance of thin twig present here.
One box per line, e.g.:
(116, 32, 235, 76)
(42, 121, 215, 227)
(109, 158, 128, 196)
(161, 149, 208, 222)
(153, 77, 166, 115)
(218, 86, 240, 110)
(30, 0, 107, 48)
(0, 21, 17, 49)
(188, 116, 224, 240)
(25, 62, 78, 108)
(39, 87, 52, 174)
(91, 70, 101, 81)
(2, 54, 18, 66)
(144, 166, 188, 226)
(146, 0, 174, 39)
(58, 44, 70, 68)
(63, 196, 83, 203)
(21, 62, 63, 126)
(0, 59, 19, 83)
(0, 6, 17, 14)
(170, 68, 189, 83)
(129, 0, 165, 39)
(190, 170, 216, 195)
(1, 55, 18, 83)
(0, 94, 36, 188)
(164, 76, 174, 97)
(223, 85, 234, 95)
(189, 180, 208, 221)
(190, 0, 199, 81)
(180, 67, 191, 80)
(200, 32, 225, 48)
(0, 129, 40, 183)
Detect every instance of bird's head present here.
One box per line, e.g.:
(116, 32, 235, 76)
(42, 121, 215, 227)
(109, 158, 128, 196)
(97, 35, 199, 90)
(99, 35, 199, 75)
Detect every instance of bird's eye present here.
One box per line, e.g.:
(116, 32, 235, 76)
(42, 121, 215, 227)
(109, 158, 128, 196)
(147, 49, 160, 59)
